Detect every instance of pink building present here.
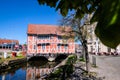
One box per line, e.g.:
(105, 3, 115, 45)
(27, 24, 75, 57)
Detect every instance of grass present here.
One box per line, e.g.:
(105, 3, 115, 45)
(0, 51, 26, 64)
(0, 55, 26, 64)
(78, 57, 85, 62)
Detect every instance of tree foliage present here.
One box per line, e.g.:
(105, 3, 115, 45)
(38, 0, 120, 49)
(92, 0, 120, 49)
(38, 0, 99, 17)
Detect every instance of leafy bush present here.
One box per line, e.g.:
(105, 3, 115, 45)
(79, 57, 85, 62)
(46, 55, 77, 79)
(66, 54, 77, 65)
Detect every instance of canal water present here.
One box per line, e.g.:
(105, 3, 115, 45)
(0, 61, 59, 80)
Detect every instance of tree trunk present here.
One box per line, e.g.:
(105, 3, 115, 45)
(82, 40, 89, 72)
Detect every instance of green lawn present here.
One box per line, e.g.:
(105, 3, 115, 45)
(0, 55, 26, 64)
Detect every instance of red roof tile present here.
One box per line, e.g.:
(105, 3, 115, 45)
(27, 24, 72, 35)
(0, 39, 19, 44)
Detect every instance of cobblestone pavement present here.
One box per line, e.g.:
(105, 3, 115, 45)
(70, 63, 99, 80)
(90, 55, 120, 80)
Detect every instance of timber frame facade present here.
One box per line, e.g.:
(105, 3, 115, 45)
(27, 24, 75, 56)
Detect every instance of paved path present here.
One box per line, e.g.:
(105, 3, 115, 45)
(90, 55, 120, 80)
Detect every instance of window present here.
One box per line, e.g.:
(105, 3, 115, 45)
(90, 35, 93, 41)
(57, 44, 61, 50)
(108, 47, 111, 52)
(42, 44, 45, 50)
(34, 45, 36, 49)
(64, 44, 68, 50)
(58, 36, 62, 40)
(38, 35, 49, 39)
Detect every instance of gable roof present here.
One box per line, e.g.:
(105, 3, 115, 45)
(27, 24, 72, 35)
(0, 39, 19, 44)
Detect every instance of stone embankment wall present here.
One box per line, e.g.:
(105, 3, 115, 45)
(0, 58, 27, 72)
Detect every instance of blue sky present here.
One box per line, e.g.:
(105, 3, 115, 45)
(0, 0, 61, 44)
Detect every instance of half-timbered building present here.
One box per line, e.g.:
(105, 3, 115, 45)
(27, 24, 75, 57)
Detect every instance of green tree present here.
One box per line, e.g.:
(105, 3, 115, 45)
(38, 0, 120, 49)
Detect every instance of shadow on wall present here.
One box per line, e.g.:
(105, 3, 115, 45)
(28, 56, 48, 61)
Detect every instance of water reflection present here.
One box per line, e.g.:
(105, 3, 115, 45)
(0, 61, 58, 80)
(26, 61, 58, 80)
(0, 65, 26, 80)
